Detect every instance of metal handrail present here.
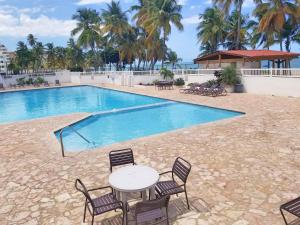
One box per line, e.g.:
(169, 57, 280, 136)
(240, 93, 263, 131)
(59, 126, 91, 157)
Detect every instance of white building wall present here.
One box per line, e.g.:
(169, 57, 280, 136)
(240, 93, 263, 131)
(242, 76, 300, 97)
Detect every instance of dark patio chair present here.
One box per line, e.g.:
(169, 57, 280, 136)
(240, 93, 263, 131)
(0, 83, 4, 90)
(280, 196, 300, 225)
(155, 157, 192, 209)
(135, 195, 170, 225)
(44, 81, 50, 87)
(75, 179, 125, 225)
(55, 79, 61, 86)
(109, 148, 135, 172)
(211, 84, 227, 97)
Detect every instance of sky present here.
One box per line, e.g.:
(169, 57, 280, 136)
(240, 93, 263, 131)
(0, 0, 299, 62)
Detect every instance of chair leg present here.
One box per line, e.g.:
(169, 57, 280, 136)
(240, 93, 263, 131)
(166, 208, 169, 225)
(91, 214, 94, 225)
(184, 190, 190, 209)
(83, 199, 87, 222)
(280, 208, 289, 225)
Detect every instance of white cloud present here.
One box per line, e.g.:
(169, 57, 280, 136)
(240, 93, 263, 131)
(182, 15, 200, 25)
(0, 13, 76, 37)
(76, 0, 111, 5)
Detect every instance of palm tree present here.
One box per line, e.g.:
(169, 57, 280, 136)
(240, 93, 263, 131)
(54, 47, 67, 70)
(102, 1, 133, 69)
(135, 0, 183, 68)
(27, 34, 37, 47)
(72, 8, 101, 70)
(165, 49, 182, 69)
(255, 0, 298, 51)
(118, 30, 138, 70)
(102, 1, 132, 44)
(197, 7, 226, 54)
(224, 10, 251, 50)
(16, 41, 30, 73)
(213, 0, 244, 50)
(66, 38, 84, 70)
(45, 43, 56, 70)
(32, 42, 44, 72)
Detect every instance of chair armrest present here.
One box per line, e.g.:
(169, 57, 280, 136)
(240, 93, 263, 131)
(88, 186, 112, 192)
(95, 200, 123, 209)
(161, 184, 185, 195)
(159, 171, 172, 176)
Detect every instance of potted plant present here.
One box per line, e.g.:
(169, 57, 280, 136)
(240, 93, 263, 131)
(174, 78, 185, 86)
(220, 65, 243, 93)
(234, 76, 244, 93)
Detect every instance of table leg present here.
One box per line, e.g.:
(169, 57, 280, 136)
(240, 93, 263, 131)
(149, 187, 156, 200)
(120, 192, 127, 225)
(142, 190, 147, 201)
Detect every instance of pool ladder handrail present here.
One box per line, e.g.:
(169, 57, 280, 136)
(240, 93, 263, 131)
(59, 126, 92, 157)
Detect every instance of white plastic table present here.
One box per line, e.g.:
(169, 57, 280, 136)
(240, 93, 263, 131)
(108, 165, 159, 224)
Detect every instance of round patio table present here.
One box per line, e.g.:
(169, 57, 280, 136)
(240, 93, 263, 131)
(109, 165, 159, 224)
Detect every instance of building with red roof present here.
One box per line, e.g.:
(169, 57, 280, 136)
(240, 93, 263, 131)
(194, 50, 300, 69)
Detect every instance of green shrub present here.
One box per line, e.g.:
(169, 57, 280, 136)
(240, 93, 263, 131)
(207, 79, 217, 87)
(174, 78, 185, 86)
(26, 78, 34, 85)
(16, 78, 25, 86)
(160, 68, 174, 80)
(221, 65, 239, 85)
(35, 76, 45, 84)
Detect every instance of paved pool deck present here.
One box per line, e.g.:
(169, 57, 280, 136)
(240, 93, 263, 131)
(0, 84, 300, 225)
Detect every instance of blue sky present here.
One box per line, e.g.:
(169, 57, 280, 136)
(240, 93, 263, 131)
(0, 0, 299, 61)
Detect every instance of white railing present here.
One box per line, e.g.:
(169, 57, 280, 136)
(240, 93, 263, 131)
(79, 69, 221, 77)
(241, 69, 300, 77)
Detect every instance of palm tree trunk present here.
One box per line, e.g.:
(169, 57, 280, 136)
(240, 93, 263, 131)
(236, 0, 242, 50)
(162, 33, 166, 68)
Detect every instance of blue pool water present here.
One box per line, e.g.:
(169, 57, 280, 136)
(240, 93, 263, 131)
(0, 85, 243, 151)
(56, 102, 242, 151)
(0, 86, 165, 124)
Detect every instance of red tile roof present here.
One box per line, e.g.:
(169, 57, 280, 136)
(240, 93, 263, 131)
(194, 50, 300, 63)
(219, 50, 300, 58)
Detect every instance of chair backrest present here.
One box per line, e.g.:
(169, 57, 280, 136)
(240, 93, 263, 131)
(75, 179, 95, 209)
(109, 148, 135, 172)
(55, 80, 60, 84)
(172, 157, 191, 183)
(0, 83, 4, 88)
(135, 195, 170, 216)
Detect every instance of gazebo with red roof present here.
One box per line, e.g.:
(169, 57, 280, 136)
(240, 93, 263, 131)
(194, 50, 300, 69)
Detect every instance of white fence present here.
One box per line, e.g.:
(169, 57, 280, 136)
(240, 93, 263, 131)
(241, 68, 300, 77)
(1, 68, 300, 97)
(0, 71, 71, 87)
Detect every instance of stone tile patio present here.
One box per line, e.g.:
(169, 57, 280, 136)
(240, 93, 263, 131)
(0, 84, 300, 225)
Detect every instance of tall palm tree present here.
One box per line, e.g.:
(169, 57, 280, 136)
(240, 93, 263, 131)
(27, 34, 37, 47)
(224, 10, 251, 50)
(102, 1, 132, 44)
(66, 38, 84, 70)
(32, 42, 44, 72)
(255, 0, 298, 51)
(135, 0, 183, 68)
(16, 41, 30, 73)
(118, 30, 138, 70)
(72, 8, 101, 70)
(45, 43, 56, 70)
(213, 0, 244, 50)
(197, 7, 226, 54)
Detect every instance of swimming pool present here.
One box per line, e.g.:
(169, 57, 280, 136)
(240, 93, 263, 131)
(56, 100, 243, 151)
(0, 86, 165, 124)
(0, 85, 243, 151)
